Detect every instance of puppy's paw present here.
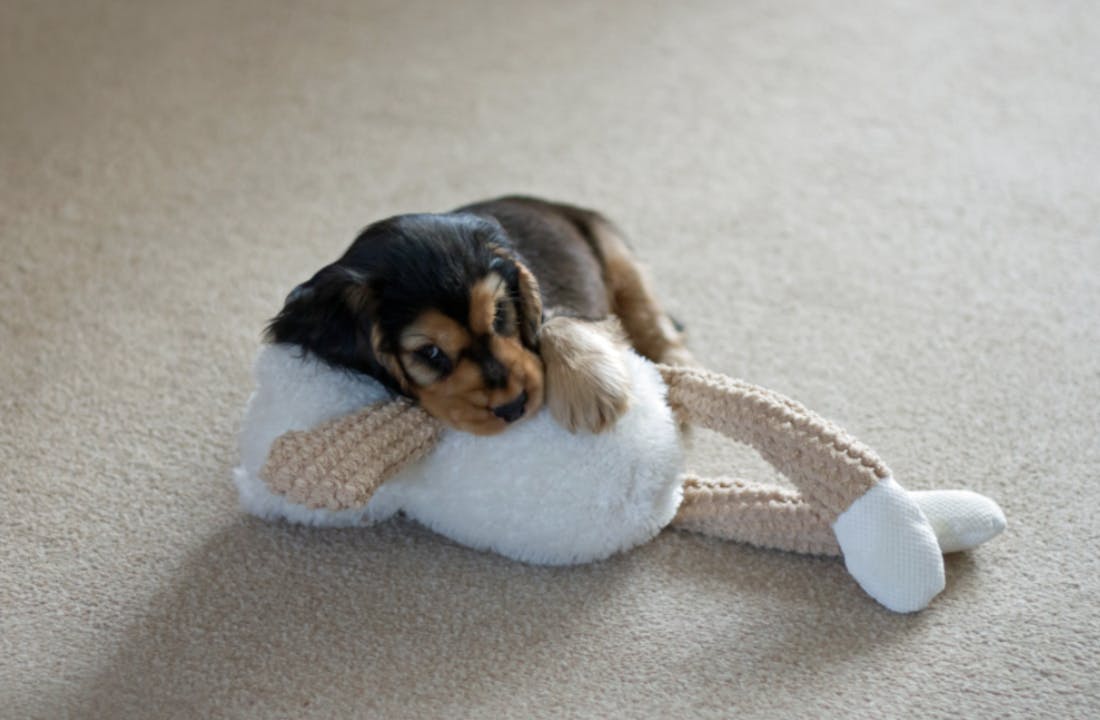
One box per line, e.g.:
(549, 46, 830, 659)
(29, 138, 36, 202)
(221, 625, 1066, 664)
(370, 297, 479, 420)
(539, 317, 632, 434)
(658, 344, 698, 368)
(654, 314, 698, 367)
(551, 372, 631, 434)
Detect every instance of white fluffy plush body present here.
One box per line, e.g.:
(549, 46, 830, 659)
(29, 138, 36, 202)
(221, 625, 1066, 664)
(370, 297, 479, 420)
(234, 344, 684, 565)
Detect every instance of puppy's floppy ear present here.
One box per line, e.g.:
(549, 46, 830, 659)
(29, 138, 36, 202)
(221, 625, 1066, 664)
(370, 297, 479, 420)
(513, 260, 543, 349)
(265, 263, 377, 373)
(490, 243, 543, 349)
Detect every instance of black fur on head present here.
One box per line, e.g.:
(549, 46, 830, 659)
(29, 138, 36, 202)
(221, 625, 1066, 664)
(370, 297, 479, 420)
(265, 212, 542, 396)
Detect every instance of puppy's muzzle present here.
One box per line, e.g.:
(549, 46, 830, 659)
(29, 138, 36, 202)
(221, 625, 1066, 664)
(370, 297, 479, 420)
(492, 391, 528, 423)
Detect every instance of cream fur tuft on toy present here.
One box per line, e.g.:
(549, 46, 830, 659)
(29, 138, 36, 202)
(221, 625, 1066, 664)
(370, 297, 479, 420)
(233, 343, 1006, 613)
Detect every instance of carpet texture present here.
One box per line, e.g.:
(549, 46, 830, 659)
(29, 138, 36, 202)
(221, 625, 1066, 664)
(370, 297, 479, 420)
(3, 1, 1098, 718)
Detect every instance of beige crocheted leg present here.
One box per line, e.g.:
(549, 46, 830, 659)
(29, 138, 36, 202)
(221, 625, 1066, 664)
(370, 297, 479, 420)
(659, 365, 889, 526)
(661, 365, 951, 612)
(261, 399, 444, 511)
(674, 474, 841, 555)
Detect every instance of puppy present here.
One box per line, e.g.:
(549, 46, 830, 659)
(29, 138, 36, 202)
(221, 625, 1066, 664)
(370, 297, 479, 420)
(266, 196, 692, 435)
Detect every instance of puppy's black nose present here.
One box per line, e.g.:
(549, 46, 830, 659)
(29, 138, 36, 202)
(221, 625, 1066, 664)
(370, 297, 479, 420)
(492, 391, 528, 423)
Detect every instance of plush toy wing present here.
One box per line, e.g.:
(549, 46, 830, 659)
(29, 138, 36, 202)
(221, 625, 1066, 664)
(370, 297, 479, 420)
(263, 399, 443, 510)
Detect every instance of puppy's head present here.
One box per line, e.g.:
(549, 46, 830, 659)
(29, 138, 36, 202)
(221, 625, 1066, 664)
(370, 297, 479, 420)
(267, 212, 544, 435)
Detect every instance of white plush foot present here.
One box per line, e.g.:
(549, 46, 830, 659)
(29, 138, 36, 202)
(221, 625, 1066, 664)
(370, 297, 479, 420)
(832, 477, 945, 613)
(911, 490, 1006, 554)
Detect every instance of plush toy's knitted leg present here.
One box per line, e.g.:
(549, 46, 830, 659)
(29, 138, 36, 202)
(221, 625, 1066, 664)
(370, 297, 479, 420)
(659, 366, 885, 519)
(659, 365, 945, 612)
(675, 478, 1007, 559)
(673, 474, 841, 556)
(262, 399, 443, 511)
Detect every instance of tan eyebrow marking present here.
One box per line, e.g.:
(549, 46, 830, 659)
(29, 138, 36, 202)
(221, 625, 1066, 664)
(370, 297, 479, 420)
(469, 272, 506, 336)
(399, 309, 469, 357)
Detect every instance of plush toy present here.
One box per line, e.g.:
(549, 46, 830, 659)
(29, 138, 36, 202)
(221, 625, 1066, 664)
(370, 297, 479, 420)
(234, 344, 1005, 613)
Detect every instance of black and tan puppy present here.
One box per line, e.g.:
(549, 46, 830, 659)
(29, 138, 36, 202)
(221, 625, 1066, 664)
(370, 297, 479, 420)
(267, 196, 692, 435)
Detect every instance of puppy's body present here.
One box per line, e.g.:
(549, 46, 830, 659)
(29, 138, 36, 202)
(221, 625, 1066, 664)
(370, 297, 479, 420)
(267, 196, 690, 435)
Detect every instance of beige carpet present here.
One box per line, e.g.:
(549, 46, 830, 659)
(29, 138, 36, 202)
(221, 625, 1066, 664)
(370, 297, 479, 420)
(3, 1, 1098, 718)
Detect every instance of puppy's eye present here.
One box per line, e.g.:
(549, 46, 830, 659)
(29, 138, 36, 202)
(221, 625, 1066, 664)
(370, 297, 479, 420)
(493, 299, 516, 335)
(414, 344, 452, 374)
